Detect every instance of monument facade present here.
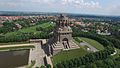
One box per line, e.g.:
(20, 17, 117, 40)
(48, 14, 79, 55)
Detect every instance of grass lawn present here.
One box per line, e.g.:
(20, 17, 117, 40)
(17, 23, 53, 33)
(80, 37, 104, 50)
(5, 23, 54, 36)
(52, 48, 88, 65)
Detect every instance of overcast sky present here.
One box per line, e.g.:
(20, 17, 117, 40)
(0, 0, 120, 16)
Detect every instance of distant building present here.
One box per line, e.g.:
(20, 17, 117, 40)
(96, 29, 111, 35)
(0, 24, 3, 27)
(15, 23, 22, 29)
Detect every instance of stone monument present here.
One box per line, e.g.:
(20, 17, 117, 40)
(48, 14, 79, 55)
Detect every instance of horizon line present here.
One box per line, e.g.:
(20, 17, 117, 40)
(0, 10, 120, 17)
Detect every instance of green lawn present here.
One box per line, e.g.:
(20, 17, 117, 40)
(17, 22, 53, 33)
(5, 22, 54, 36)
(52, 48, 88, 65)
(80, 37, 104, 50)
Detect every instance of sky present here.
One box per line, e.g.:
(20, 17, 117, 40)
(0, 0, 120, 16)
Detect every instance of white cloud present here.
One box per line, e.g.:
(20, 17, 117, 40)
(29, 0, 55, 3)
(25, 0, 101, 9)
(62, 0, 101, 9)
(4, 0, 101, 9)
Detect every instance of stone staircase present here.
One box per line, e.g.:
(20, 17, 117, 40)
(51, 42, 63, 50)
(69, 41, 80, 49)
(51, 40, 79, 51)
(50, 39, 80, 55)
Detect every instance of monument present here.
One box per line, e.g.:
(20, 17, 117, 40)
(48, 14, 79, 55)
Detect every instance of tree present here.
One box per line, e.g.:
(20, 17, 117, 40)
(41, 65, 45, 68)
(46, 64, 51, 68)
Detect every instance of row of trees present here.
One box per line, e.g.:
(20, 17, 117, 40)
(0, 21, 17, 34)
(79, 55, 120, 68)
(54, 46, 114, 68)
(0, 32, 53, 43)
(104, 37, 120, 49)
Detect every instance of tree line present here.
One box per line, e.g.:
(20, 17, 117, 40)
(54, 46, 114, 68)
(0, 32, 53, 43)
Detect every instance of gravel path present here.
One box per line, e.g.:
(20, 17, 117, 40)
(29, 43, 46, 67)
(80, 42, 98, 52)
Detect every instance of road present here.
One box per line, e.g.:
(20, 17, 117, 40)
(80, 42, 98, 52)
(29, 43, 46, 67)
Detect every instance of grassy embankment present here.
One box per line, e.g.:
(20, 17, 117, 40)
(80, 37, 104, 50)
(52, 37, 88, 65)
(52, 37, 104, 64)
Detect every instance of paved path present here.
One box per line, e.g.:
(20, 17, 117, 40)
(80, 42, 98, 52)
(0, 43, 35, 48)
(29, 43, 46, 67)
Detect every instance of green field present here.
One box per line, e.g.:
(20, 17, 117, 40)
(80, 37, 104, 50)
(5, 22, 54, 36)
(52, 48, 88, 65)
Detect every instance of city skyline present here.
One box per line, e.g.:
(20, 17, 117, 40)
(0, 0, 120, 16)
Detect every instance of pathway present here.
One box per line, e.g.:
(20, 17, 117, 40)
(29, 43, 46, 67)
(80, 42, 98, 52)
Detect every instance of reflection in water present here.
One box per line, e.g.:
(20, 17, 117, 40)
(0, 49, 30, 68)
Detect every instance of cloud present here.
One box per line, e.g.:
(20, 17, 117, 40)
(62, 0, 101, 9)
(0, 0, 120, 16)
(0, 0, 101, 9)
(29, 0, 55, 4)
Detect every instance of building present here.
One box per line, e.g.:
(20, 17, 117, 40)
(47, 14, 79, 55)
